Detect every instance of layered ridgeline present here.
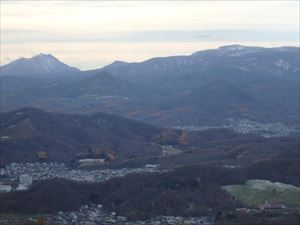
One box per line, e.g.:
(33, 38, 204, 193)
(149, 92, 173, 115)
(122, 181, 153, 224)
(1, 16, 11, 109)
(1, 108, 299, 168)
(1, 45, 299, 127)
(0, 108, 162, 166)
(99, 45, 299, 82)
(1, 104, 299, 224)
(0, 45, 299, 225)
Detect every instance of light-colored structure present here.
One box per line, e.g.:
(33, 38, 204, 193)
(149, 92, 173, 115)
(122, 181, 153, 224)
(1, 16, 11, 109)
(78, 158, 105, 164)
(0, 184, 12, 192)
(16, 185, 27, 191)
(16, 174, 33, 191)
(145, 164, 159, 168)
(19, 174, 33, 186)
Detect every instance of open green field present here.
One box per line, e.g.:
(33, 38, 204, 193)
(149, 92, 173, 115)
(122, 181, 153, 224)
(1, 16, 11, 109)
(223, 179, 300, 208)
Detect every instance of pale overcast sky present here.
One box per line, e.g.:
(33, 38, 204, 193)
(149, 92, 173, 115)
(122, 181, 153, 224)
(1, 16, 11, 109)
(1, 1, 299, 69)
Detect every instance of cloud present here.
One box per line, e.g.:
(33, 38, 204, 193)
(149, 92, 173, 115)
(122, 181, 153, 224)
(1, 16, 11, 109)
(196, 35, 212, 40)
(1, 1, 299, 69)
(1, 29, 299, 44)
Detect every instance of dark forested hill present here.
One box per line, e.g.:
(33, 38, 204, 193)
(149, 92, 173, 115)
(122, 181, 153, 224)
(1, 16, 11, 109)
(1, 154, 299, 219)
(0, 108, 163, 165)
(0, 165, 245, 218)
(1, 108, 298, 168)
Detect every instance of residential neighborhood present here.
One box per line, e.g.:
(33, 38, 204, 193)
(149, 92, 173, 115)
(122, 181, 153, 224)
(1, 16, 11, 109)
(0, 162, 163, 192)
(51, 204, 214, 225)
(175, 118, 299, 138)
(0, 204, 214, 225)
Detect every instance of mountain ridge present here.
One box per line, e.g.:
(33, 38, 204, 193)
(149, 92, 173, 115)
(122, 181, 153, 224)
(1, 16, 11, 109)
(1, 45, 299, 127)
(98, 45, 300, 83)
(2, 45, 299, 76)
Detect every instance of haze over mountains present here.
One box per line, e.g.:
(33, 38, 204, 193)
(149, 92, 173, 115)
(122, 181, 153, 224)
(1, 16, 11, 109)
(1, 45, 300, 225)
(1, 45, 299, 127)
(99, 45, 299, 83)
(1, 0, 300, 223)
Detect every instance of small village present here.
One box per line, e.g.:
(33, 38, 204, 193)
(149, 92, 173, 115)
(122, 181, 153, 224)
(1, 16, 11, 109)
(175, 118, 299, 138)
(50, 204, 214, 225)
(0, 204, 214, 225)
(0, 162, 216, 225)
(0, 162, 162, 193)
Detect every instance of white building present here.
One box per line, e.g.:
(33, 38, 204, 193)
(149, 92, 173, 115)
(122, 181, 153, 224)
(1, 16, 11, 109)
(19, 174, 33, 186)
(16, 174, 33, 191)
(0, 184, 12, 192)
(16, 185, 27, 191)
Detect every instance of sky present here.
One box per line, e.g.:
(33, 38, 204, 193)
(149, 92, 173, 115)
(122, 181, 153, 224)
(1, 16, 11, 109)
(1, 1, 299, 70)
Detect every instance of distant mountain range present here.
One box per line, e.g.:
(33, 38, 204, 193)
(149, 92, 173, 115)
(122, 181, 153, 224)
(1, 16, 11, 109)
(99, 45, 299, 83)
(1, 45, 299, 225)
(1, 45, 299, 127)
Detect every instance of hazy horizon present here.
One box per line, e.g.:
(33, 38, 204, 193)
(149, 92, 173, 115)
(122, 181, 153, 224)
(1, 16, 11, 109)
(2, 44, 300, 71)
(1, 1, 299, 69)
(0, 2, 300, 224)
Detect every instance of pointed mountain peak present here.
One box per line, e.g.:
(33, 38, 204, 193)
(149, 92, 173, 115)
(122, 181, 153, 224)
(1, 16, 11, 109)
(32, 53, 54, 58)
(110, 60, 128, 67)
(29, 53, 65, 64)
(1, 53, 80, 77)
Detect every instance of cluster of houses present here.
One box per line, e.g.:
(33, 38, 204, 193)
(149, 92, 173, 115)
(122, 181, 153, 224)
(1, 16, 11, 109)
(0, 162, 215, 224)
(227, 119, 299, 138)
(233, 201, 289, 218)
(175, 118, 298, 138)
(0, 202, 213, 225)
(51, 204, 126, 225)
(235, 201, 288, 215)
(49, 204, 214, 225)
(0, 162, 68, 178)
(258, 201, 287, 210)
(0, 174, 33, 193)
(0, 162, 162, 192)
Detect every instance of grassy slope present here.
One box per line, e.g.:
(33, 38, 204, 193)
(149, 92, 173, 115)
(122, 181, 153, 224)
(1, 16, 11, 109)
(223, 179, 300, 208)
